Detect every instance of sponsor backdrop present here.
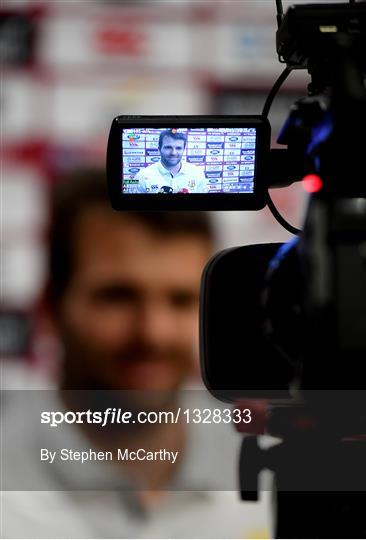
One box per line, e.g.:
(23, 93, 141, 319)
(2, 1, 305, 361)
(122, 128, 256, 193)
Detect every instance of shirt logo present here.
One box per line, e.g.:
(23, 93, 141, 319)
(159, 186, 174, 194)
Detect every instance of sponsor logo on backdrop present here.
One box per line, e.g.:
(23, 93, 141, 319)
(224, 150, 241, 156)
(223, 183, 247, 192)
(207, 142, 224, 150)
(223, 175, 239, 182)
(145, 142, 159, 149)
(190, 135, 207, 141)
(124, 141, 145, 148)
(123, 148, 145, 155)
(188, 143, 206, 150)
(206, 172, 223, 178)
(226, 143, 241, 149)
(239, 176, 254, 182)
(188, 149, 207, 156)
(126, 132, 141, 145)
(123, 158, 145, 165)
(205, 165, 223, 172)
(187, 156, 206, 163)
(224, 156, 240, 163)
(239, 177, 254, 184)
(207, 136, 225, 143)
(145, 135, 159, 142)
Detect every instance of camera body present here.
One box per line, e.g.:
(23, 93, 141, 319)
(106, 4, 366, 535)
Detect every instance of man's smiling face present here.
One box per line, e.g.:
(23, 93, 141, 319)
(159, 136, 185, 170)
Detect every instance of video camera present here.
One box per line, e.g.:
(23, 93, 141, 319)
(107, 1, 366, 396)
(107, 2, 366, 537)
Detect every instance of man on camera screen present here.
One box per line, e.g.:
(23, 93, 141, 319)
(132, 129, 208, 194)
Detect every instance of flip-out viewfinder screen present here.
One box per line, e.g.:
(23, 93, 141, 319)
(121, 127, 257, 195)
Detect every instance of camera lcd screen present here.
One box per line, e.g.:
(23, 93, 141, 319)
(121, 127, 257, 195)
(107, 116, 270, 210)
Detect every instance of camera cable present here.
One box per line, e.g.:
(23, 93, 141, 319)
(262, 67, 302, 236)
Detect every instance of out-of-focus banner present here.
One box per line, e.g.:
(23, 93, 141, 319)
(35, 2, 278, 76)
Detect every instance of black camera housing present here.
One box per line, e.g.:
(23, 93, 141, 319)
(200, 243, 296, 402)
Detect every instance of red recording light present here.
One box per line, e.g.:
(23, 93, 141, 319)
(302, 174, 323, 193)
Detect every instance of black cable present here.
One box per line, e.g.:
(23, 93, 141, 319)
(262, 67, 291, 119)
(261, 66, 301, 234)
(265, 191, 301, 236)
(276, 0, 284, 29)
(276, 0, 283, 14)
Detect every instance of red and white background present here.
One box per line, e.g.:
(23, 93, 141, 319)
(1, 0, 313, 366)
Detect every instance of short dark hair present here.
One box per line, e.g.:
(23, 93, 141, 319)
(48, 168, 213, 304)
(158, 130, 187, 151)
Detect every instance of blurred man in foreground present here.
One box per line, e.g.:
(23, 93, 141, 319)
(1, 169, 272, 538)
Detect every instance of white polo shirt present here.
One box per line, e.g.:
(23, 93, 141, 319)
(133, 160, 208, 194)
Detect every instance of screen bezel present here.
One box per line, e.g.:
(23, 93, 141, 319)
(107, 115, 270, 211)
